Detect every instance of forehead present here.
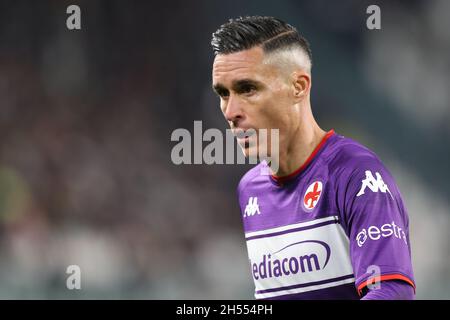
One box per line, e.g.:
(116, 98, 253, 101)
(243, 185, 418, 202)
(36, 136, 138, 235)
(212, 46, 269, 84)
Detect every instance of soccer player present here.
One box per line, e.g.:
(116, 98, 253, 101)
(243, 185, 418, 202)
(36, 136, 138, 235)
(211, 16, 415, 299)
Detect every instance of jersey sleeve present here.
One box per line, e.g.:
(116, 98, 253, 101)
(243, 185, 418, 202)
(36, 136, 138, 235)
(360, 279, 415, 300)
(337, 155, 416, 296)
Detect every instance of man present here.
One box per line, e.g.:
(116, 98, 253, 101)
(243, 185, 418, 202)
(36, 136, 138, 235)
(211, 16, 415, 299)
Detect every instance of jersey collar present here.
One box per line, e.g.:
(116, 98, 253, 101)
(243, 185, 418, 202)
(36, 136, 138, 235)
(270, 129, 335, 185)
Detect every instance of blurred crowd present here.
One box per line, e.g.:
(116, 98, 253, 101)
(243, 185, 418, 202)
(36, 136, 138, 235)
(0, 0, 448, 298)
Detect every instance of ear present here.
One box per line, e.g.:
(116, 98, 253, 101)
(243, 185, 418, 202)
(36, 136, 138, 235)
(292, 72, 311, 103)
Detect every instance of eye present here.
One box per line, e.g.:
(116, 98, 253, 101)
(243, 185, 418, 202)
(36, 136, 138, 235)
(216, 89, 229, 99)
(239, 85, 257, 96)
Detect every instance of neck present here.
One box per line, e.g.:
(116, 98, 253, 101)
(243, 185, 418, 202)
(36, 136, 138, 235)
(272, 106, 326, 177)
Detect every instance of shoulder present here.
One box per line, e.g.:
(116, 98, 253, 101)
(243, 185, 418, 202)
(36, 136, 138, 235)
(325, 134, 406, 233)
(237, 161, 267, 195)
(325, 134, 404, 211)
(324, 133, 402, 206)
(325, 134, 389, 178)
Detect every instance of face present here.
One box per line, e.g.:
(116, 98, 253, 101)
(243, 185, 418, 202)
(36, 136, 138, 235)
(212, 46, 299, 159)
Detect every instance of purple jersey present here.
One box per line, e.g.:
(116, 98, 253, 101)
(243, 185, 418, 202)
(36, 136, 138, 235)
(237, 130, 415, 299)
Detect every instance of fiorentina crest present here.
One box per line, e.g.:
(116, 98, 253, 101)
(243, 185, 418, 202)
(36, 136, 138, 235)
(303, 181, 323, 210)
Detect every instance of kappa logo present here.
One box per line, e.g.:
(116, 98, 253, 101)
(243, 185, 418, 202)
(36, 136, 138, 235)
(303, 181, 323, 210)
(244, 197, 261, 217)
(356, 170, 393, 199)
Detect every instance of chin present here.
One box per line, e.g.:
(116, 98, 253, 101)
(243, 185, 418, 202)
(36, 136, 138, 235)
(241, 143, 265, 161)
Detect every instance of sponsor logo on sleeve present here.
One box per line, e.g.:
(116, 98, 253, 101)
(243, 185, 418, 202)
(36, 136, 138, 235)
(356, 221, 407, 247)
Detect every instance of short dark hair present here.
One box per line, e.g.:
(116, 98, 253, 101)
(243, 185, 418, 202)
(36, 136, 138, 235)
(211, 16, 312, 65)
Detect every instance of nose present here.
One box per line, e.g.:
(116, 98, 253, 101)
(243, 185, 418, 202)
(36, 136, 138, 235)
(224, 94, 244, 123)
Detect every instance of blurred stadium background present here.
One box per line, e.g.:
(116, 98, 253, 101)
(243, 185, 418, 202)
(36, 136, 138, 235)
(0, 0, 448, 299)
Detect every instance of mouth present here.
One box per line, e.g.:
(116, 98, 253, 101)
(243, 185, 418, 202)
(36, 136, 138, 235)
(233, 128, 257, 147)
